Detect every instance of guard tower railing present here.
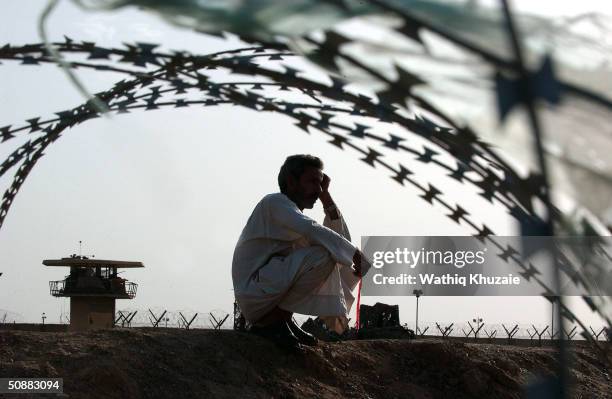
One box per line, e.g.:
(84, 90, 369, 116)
(124, 282, 138, 298)
(49, 279, 138, 299)
(49, 280, 65, 296)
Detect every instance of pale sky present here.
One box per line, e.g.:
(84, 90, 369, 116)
(0, 0, 609, 332)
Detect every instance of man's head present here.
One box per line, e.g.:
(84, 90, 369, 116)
(278, 154, 324, 210)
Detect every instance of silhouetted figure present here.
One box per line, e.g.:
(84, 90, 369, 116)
(232, 154, 370, 349)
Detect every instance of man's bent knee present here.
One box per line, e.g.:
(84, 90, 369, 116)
(304, 245, 334, 269)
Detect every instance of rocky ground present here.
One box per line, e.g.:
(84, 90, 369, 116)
(0, 328, 610, 398)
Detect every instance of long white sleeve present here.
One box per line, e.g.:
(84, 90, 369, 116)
(323, 204, 371, 281)
(266, 196, 357, 267)
(323, 207, 351, 242)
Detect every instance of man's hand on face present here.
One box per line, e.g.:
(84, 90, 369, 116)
(321, 173, 330, 193)
(352, 249, 371, 277)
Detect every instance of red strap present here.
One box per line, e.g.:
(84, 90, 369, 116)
(355, 277, 363, 330)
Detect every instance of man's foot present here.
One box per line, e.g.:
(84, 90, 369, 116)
(249, 321, 303, 351)
(287, 318, 319, 346)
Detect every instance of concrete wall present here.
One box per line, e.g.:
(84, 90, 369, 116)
(70, 296, 115, 331)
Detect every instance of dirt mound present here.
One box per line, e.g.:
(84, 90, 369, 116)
(0, 328, 610, 398)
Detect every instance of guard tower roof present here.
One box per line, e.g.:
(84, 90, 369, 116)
(42, 258, 144, 268)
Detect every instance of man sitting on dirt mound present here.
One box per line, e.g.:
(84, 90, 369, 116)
(232, 154, 371, 350)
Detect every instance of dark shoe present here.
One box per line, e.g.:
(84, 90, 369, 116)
(249, 321, 302, 351)
(287, 319, 319, 346)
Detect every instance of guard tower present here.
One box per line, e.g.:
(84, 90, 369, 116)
(43, 254, 144, 331)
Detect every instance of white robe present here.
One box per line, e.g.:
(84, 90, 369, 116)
(232, 192, 360, 334)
